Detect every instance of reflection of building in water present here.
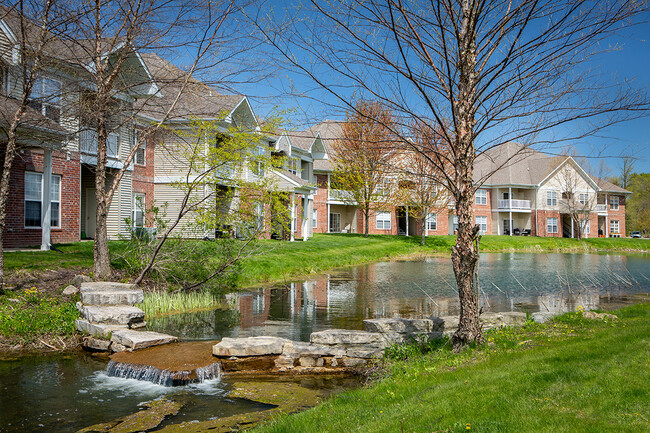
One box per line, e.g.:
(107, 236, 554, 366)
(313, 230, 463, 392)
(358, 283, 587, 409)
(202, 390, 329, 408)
(536, 293, 600, 313)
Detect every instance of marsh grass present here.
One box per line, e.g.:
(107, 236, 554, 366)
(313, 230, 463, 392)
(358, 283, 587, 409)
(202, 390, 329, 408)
(137, 290, 227, 317)
(254, 303, 650, 433)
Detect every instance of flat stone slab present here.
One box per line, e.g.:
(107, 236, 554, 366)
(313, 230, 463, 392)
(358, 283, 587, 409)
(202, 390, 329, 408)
(363, 318, 435, 334)
(282, 341, 346, 357)
(310, 329, 386, 347)
(480, 312, 527, 328)
(82, 305, 145, 325)
(213, 336, 289, 357)
(531, 312, 558, 323)
(111, 330, 178, 350)
(76, 319, 129, 337)
(80, 282, 143, 306)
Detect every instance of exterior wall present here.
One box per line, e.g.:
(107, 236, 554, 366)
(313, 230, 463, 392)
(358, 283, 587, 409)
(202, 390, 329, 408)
(132, 131, 155, 227)
(607, 194, 626, 236)
(3, 147, 80, 247)
(312, 174, 329, 233)
(533, 210, 562, 238)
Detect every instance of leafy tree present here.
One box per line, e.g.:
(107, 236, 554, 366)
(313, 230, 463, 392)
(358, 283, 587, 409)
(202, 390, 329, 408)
(626, 173, 650, 236)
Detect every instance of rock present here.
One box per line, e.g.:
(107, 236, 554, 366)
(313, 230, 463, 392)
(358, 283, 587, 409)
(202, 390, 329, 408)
(76, 319, 129, 338)
(310, 329, 386, 347)
(274, 356, 295, 370)
(282, 341, 346, 357)
(480, 312, 527, 328)
(345, 347, 384, 359)
(77, 398, 182, 433)
(82, 336, 111, 351)
(72, 274, 92, 288)
(531, 312, 558, 323)
(81, 305, 145, 326)
(438, 316, 460, 333)
(62, 285, 78, 296)
(219, 355, 278, 372)
(110, 330, 178, 350)
(299, 356, 316, 367)
(582, 311, 617, 321)
(110, 342, 129, 353)
(341, 357, 367, 367)
(80, 282, 143, 306)
(212, 336, 289, 357)
(363, 318, 434, 334)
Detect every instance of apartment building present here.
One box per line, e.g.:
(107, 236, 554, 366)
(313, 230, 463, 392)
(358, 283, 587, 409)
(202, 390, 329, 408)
(0, 10, 156, 249)
(305, 121, 630, 238)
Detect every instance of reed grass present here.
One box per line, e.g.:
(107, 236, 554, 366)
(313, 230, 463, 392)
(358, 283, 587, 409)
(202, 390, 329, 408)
(137, 290, 226, 317)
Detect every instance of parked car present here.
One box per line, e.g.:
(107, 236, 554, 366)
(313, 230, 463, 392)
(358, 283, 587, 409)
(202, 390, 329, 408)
(630, 231, 641, 238)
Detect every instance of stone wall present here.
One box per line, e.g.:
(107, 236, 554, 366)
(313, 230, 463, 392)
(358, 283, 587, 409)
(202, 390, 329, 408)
(212, 312, 526, 374)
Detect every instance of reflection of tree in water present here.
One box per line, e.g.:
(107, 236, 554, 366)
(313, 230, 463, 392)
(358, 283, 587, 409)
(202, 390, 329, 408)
(147, 308, 240, 340)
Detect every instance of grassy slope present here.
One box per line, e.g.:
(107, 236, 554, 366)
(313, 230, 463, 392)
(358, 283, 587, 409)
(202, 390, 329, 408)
(254, 304, 650, 433)
(5, 234, 648, 286)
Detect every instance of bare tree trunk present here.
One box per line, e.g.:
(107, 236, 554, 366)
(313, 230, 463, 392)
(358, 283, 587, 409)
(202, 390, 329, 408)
(93, 113, 111, 279)
(0, 127, 20, 291)
(421, 215, 426, 246)
(364, 206, 369, 237)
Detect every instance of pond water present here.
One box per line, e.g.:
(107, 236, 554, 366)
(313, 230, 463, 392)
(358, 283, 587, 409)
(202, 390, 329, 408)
(147, 252, 650, 342)
(1, 252, 648, 431)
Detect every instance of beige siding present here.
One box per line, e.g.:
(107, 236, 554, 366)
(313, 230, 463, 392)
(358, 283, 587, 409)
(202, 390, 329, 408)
(0, 26, 13, 64)
(154, 131, 198, 178)
(154, 183, 206, 238)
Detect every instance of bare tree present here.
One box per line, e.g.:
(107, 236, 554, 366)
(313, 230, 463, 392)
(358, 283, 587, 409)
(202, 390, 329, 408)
(557, 163, 596, 240)
(257, 0, 649, 348)
(331, 100, 397, 237)
(0, 0, 62, 289)
(55, 0, 251, 279)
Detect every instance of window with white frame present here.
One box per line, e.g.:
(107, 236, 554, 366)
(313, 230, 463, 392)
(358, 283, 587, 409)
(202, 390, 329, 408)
(476, 216, 487, 234)
(426, 213, 437, 231)
(252, 145, 266, 176)
(581, 219, 590, 235)
(546, 191, 557, 206)
(286, 157, 300, 175)
(133, 193, 145, 227)
(292, 205, 297, 232)
(134, 130, 145, 165)
(610, 220, 619, 234)
(29, 76, 62, 122)
(256, 202, 264, 230)
(25, 172, 61, 228)
(312, 209, 317, 228)
(376, 211, 391, 230)
(453, 215, 458, 232)
(547, 217, 558, 234)
(579, 193, 589, 205)
(610, 195, 619, 210)
(475, 189, 487, 205)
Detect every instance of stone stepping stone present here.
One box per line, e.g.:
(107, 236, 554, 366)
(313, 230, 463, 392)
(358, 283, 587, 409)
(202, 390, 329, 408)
(111, 330, 178, 350)
(80, 282, 143, 306)
(82, 305, 145, 325)
(76, 319, 129, 338)
(310, 329, 386, 347)
(212, 336, 289, 357)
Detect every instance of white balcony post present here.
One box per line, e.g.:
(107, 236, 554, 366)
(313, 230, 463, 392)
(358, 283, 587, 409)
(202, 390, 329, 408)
(508, 186, 512, 236)
(41, 149, 52, 251)
(405, 206, 409, 236)
(302, 195, 309, 241)
(327, 203, 331, 233)
(290, 193, 295, 242)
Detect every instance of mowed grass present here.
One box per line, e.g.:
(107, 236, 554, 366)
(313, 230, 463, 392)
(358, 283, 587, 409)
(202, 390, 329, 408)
(4, 234, 648, 287)
(254, 303, 650, 433)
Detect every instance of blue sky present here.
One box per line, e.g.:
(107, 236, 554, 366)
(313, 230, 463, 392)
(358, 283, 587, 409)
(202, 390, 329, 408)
(234, 2, 650, 177)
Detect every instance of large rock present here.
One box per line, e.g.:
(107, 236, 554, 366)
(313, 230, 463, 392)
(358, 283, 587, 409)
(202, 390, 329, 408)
(80, 282, 143, 306)
(310, 329, 386, 347)
(82, 305, 145, 326)
(72, 274, 92, 288)
(110, 330, 178, 350)
(282, 341, 346, 357)
(438, 316, 460, 335)
(363, 318, 434, 334)
(76, 319, 129, 337)
(212, 336, 289, 357)
(531, 312, 558, 324)
(62, 285, 79, 296)
(480, 312, 527, 328)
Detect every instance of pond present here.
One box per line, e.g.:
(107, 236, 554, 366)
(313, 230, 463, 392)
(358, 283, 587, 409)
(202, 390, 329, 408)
(1, 252, 648, 432)
(147, 252, 650, 342)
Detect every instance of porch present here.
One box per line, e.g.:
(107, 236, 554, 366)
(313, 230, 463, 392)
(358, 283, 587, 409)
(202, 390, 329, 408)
(496, 213, 532, 236)
(328, 204, 357, 233)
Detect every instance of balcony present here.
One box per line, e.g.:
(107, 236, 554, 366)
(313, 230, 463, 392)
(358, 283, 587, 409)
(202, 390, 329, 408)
(498, 199, 531, 211)
(329, 189, 355, 203)
(80, 129, 119, 158)
(596, 204, 607, 213)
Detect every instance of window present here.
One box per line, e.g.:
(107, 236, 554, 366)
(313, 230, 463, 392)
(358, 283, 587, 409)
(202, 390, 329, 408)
(292, 205, 297, 232)
(610, 196, 619, 210)
(134, 130, 145, 165)
(133, 193, 145, 227)
(29, 76, 62, 122)
(426, 213, 437, 231)
(581, 219, 590, 235)
(329, 213, 341, 233)
(453, 215, 458, 232)
(312, 209, 317, 228)
(286, 158, 300, 175)
(476, 216, 487, 234)
(579, 193, 589, 205)
(252, 145, 265, 176)
(546, 191, 557, 206)
(610, 220, 619, 234)
(475, 189, 487, 205)
(24, 172, 61, 228)
(256, 203, 264, 230)
(547, 217, 558, 234)
(376, 211, 391, 230)
(503, 192, 509, 200)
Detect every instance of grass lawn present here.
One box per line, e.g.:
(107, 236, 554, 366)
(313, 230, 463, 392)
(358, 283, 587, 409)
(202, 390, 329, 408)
(253, 303, 650, 433)
(4, 234, 648, 288)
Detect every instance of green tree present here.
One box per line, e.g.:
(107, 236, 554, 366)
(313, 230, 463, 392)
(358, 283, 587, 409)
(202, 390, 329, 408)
(626, 173, 650, 236)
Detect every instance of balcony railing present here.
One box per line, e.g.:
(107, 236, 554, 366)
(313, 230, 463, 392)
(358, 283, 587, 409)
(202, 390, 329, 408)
(596, 204, 607, 212)
(80, 129, 119, 158)
(329, 189, 355, 202)
(498, 199, 531, 210)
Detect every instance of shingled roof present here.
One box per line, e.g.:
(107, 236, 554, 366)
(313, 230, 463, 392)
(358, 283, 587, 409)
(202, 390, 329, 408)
(135, 53, 244, 122)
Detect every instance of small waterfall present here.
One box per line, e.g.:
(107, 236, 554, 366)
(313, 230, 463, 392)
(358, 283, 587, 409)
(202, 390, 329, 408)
(106, 360, 221, 386)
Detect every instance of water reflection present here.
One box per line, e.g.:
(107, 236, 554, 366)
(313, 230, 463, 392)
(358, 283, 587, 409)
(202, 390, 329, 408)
(147, 253, 650, 342)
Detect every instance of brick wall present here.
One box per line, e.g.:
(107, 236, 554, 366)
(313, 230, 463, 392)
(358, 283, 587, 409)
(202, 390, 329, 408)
(312, 174, 329, 233)
(608, 194, 626, 236)
(131, 132, 155, 227)
(3, 147, 80, 248)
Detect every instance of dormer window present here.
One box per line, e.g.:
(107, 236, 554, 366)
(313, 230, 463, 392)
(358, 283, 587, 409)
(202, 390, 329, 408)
(29, 76, 62, 122)
(286, 157, 300, 175)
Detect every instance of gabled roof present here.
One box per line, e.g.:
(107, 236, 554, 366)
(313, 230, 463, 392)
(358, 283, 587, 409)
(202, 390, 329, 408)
(0, 95, 67, 135)
(135, 53, 245, 123)
(589, 175, 631, 194)
(292, 120, 341, 171)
